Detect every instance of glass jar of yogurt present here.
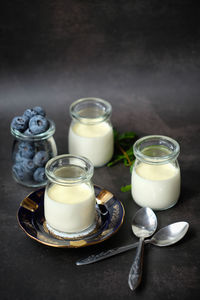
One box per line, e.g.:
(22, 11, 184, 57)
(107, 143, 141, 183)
(131, 135, 181, 210)
(68, 98, 114, 167)
(11, 120, 57, 187)
(44, 154, 96, 237)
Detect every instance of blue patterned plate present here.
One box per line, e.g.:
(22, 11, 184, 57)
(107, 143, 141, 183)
(17, 185, 125, 248)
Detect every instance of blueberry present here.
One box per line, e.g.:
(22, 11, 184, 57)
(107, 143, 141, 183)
(18, 142, 34, 158)
(23, 109, 37, 120)
(11, 116, 28, 132)
(33, 106, 46, 117)
(33, 151, 49, 167)
(33, 167, 46, 182)
(29, 115, 48, 135)
(12, 163, 26, 181)
(15, 152, 23, 163)
(24, 128, 33, 136)
(21, 158, 36, 174)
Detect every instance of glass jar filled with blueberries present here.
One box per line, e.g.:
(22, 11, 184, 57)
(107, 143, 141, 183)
(10, 106, 57, 187)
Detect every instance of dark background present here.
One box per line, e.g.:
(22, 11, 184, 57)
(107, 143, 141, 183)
(0, 1, 200, 299)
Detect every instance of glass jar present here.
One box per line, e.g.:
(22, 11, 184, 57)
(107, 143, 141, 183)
(131, 135, 181, 210)
(68, 97, 114, 167)
(44, 154, 96, 237)
(11, 119, 57, 187)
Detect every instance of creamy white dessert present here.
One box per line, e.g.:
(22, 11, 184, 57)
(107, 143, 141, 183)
(131, 162, 180, 210)
(44, 182, 96, 233)
(68, 121, 114, 167)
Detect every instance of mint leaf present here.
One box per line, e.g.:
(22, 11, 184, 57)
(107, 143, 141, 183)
(120, 184, 132, 192)
(130, 163, 134, 174)
(118, 132, 136, 141)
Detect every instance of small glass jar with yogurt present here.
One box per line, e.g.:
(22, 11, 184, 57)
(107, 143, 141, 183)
(11, 120, 57, 187)
(68, 98, 114, 167)
(131, 135, 181, 210)
(44, 154, 96, 237)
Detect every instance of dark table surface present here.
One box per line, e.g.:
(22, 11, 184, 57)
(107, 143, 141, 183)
(0, 1, 200, 299)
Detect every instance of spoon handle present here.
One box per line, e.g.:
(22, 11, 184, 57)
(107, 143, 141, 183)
(76, 242, 139, 266)
(128, 238, 145, 291)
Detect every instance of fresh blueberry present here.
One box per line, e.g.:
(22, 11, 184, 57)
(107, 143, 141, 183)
(24, 128, 33, 136)
(15, 152, 24, 163)
(29, 115, 48, 135)
(33, 167, 46, 182)
(33, 106, 46, 117)
(23, 109, 37, 120)
(21, 158, 36, 174)
(12, 163, 26, 181)
(33, 151, 49, 167)
(18, 142, 34, 158)
(11, 116, 28, 132)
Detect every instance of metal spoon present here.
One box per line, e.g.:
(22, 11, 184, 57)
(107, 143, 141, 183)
(128, 207, 157, 291)
(76, 221, 189, 266)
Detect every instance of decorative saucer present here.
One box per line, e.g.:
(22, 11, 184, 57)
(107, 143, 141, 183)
(17, 185, 125, 248)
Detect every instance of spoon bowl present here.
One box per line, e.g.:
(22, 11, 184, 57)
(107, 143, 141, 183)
(148, 221, 189, 247)
(132, 207, 158, 238)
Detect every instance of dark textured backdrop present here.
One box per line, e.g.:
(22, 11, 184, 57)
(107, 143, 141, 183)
(0, 1, 200, 300)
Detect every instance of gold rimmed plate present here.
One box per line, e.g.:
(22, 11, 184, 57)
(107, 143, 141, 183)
(17, 185, 125, 248)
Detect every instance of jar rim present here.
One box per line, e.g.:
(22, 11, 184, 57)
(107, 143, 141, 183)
(133, 135, 180, 164)
(10, 119, 56, 141)
(69, 97, 112, 124)
(45, 154, 94, 185)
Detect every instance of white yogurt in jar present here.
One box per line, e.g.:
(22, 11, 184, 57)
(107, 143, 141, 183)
(68, 121, 114, 167)
(44, 183, 96, 233)
(131, 162, 181, 210)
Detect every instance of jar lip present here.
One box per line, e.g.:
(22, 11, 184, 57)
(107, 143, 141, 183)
(133, 135, 180, 164)
(69, 97, 112, 124)
(45, 154, 94, 185)
(10, 119, 56, 141)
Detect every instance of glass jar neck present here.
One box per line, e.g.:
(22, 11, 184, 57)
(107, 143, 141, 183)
(70, 98, 112, 125)
(133, 135, 180, 165)
(10, 119, 56, 141)
(45, 154, 94, 185)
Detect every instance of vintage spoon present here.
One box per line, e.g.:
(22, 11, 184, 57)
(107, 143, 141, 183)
(128, 207, 157, 291)
(76, 221, 189, 266)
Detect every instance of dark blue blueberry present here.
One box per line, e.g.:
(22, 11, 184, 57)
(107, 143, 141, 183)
(23, 109, 37, 120)
(21, 158, 36, 174)
(11, 116, 28, 132)
(15, 152, 23, 163)
(33, 151, 49, 167)
(33, 167, 46, 182)
(18, 142, 35, 158)
(12, 163, 26, 181)
(22, 114, 29, 123)
(33, 106, 46, 117)
(29, 115, 48, 135)
(24, 128, 33, 136)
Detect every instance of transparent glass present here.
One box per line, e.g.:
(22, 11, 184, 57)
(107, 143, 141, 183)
(44, 154, 96, 236)
(11, 119, 57, 187)
(68, 98, 114, 167)
(131, 135, 181, 210)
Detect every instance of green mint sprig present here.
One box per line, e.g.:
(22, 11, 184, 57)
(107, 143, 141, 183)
(107, 129, 136, 192)
(120, 184, 132, 192)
